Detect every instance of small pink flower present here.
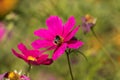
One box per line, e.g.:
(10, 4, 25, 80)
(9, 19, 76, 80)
(81, 14, 96, 34)
(12, 43, 53, 65)
(0, 71, 30, 80)
(0, 22, 6, 42)
(32, 16, 84, 60)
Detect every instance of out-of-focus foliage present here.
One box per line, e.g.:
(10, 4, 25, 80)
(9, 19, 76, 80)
(0, 0, 120, 80)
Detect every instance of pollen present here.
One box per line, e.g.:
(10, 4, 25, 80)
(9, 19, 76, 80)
(27, 56, 37, 61)
(54, 35, 63, 45)
(6, 72, 20, 80)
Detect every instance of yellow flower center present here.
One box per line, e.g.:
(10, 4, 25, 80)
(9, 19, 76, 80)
(27, 56, 37, 61)
(5, 72, 20, 80)
(54, 35, 63, 45)
(85, 14, 96, 24)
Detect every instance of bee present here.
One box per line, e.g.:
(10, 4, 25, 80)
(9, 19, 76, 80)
(54, 35, 63, 45)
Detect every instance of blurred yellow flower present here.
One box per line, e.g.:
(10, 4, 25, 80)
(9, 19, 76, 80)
(112, 32, 120, 50)
(85, 37, 102, 56)
(0, 0, 18, 16)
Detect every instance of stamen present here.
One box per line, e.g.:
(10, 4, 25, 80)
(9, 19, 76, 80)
(5, 72, 20, 80)
(27, 56, 37, 61)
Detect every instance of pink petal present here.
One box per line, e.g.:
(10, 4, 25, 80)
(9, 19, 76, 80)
(0, 22, 6, 42)
(37, 54, 49, 63)
(18, 43, 28, 55)
(52, 43, 67, 60)
(31, 54, 49, 65)
(0, 73, 5, 79)
(28, 61, 38, 65)
(34, 28, 55, 40)
(31, 39, 54, 49)
(20, 75, 30, 80)
(63, 16, 76, 37)
(42, 59, 53, 65)
(64, 25, 80, 41)
(67, 40, 84, 49)
(41, 45, 57, 53)
(12, 49, 27, 61)
(46, 16, 63, 35)
(27, 50, 41, 57)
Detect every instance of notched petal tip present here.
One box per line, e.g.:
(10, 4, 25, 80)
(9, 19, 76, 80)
(46, 16, 60, 24)
(11, 48, 26, 60)
(46, 15, 63, 35)
(31, 40, 40, 49)
(63, 16, 76, 37)
(69, 16, 76, 23)
(12, 48, 18, 55)
(11, 49, 20, 57)
(65, 25, 80, 41)
(67, 40, 84, 49)
(67, 16, 76, 25)
(17, 43, 27, 51)
(47, 15, 60, 20)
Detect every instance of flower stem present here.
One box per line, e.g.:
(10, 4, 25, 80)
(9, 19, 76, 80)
(26, 64, 32, 76)
(66, 50, 74, 80)
(91, 29, 116, 67)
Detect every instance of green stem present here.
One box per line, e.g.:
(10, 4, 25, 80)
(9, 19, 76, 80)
(76, 50, 88, 61)
(26, 64, 32, 76)
(66, 51, 74, 80)
(91, 29, 116, 67)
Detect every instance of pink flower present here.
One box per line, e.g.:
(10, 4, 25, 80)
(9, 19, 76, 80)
(0, 71, 30, 80)
(32, 16, 84, 60)
(0, 22, 6, 42)
(12, 43, 53, 65)
(81, 14, 97, 34)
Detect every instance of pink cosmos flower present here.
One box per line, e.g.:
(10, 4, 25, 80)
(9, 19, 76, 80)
(32, 16, 84, 60)
(0, 22, 6, 42)
(0, 71, 30, 80)
(12, 43, 53, 65)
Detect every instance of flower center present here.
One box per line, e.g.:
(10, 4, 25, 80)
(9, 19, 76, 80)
(27, 56, 37, 61)
(85, 14, 96, 24)
(5, 72, 20, 80)
(54, 35, 63, 45)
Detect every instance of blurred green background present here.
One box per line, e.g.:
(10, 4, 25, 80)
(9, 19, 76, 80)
(0, 0, 120, 80)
